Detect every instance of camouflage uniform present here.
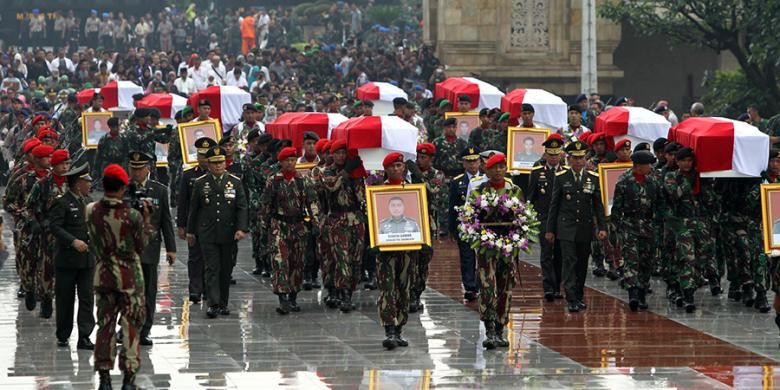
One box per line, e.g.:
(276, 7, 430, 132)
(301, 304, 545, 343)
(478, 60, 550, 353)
(10, 170, 48, 295)
(3, 164, 36, 284)
(432, 136, 467, 233)
(167, 131, 183, 205)
(411, 166, 445, 309)
(92, 133, 129, 181)
(476, 128, 508, 154)
(751, 173, 778, 295)
(728, 179, 768, 295)
(58, 108, 81, 155)
(86, 197, 151, 376)
(310, 163, 333, 293)
(243, 150, 269, 270)
(254, 158, 280, 273)
(124, 124, 170, 180)
(25, 173, 68, 302)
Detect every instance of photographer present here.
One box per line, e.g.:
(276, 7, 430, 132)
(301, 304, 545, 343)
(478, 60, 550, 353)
(127, 151, 176, 346)
(86, 164, 154, 390)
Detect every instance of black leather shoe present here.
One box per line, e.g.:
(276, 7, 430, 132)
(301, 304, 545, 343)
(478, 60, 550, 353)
(742, 284, 755, 307)
(710, 284, 723, 296)
(206, 306, 219, 318)
(121, 384, 137, 390)
(77, 337, 94, 350)
(409, 299, 419, 313)
(261, 270, 271, 278)
(606, 270, 619, 281)
(24, 291, 36, 311)
(139, 335, 153, 346)
(339, 290, 353, 313)
(544, 292, 554, 302)
(754, 291, 770, 313)
(592, 267, 607, 277)
(57, 338, 69, 347)
(17, 288, 25, 299)
(628, 288, 639, 312)
(189, 294, 201, 304)
(364, 278, 377, 290)
(230, 277, 237, 285)
(219, 305, 231, 315)
(276, 294, 290, 315)
(40, 298, 53, 318)
(494, 322, 509, 347)
(464, 291, 477, 302)
(302, 279, 312, 291)
(482, 321, 497, 349)
(638, 289, 649, 310)
(98, 370, 112, 390)
(324, 288, 339, 308)
(554, 292, 564, 299)
(727, 284, 742, 301)
(683, 289, 696, 313)
(252, 268, 263, 275)
(311, 278, 321, 289)
(577, 301, 587, 310)
(567, 301, 580, 313)
(289, 293, 301, 312)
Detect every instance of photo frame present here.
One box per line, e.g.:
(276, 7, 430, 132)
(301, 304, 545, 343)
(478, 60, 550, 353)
(178, 120, 222, 165)
(760, 183, 780, 253)
(81, 111, 113, 149)
(506, 127, 550, 173)
(366, 183, 431, 252)
(444, 112, 480, 141)
(155, 142, 169, 167)
(597, 162, 633, 217)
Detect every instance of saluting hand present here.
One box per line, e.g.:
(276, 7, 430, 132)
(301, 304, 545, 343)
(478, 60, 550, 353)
(234, 230, 246, 241)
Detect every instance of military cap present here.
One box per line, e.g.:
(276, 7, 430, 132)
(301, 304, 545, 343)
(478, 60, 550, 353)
(631, 150, 657, 165)
(393, 97, 408, 107)
(614, 96, 628, 106)
(134, 108, 150, 118)
(92, 92, 104, 101)
(615, 139, 631, 151)
(219, 135, 236, 146)
(103, 164, 128, 185)
(568, 105, 580, 113)
(438, 99, 451, 109)
(32, 114, 48, 126)
(243, 103, 258, 112)
(663, 142, 681, 154)
(18, 108, 32, 117)
(382, 152, 405, 168)
(654, 105, 669, 114)
(653, 137, 669, 151)
(498, 112, 510, 122)
(257, 133, 273, 145)
(198, 99, 211, 107)
(303, 131, 320, 142)
(485, 153, 507, 169)
(676, 147, 694, 160)
(479, 108, 490, 116)
(31, 144, 55, 158)
(458, 95, 472, 103)
(65, 163, 92, 182)
(771, 149, 780, 160)
(247, 129, 261, 142)
(107, 117, 120, 127)
(362, 100, 374, 107)
(22, 138, 42, 154)
(148, 108, 161, 119)
(416, 143, 436, 155)
(67, 93, 78, 103)
(460, 145, 481, 161)
(51, 149, 70, 166)
(315, 139, 331, 153)
(352, 100, 363, 108)
(479, 149, 500, 159)
(195, 137, 217, 155)
(633, 142, 651, 152)
(542, 136, 564, 155)
(589, 133, 607, 145)
(521, 103, 535, 113)
(181, 106, 194, 116)
(128, 151, 153, 168)
(442, 117, 457, 127)
(565, 140, 589, 157)
(575, 94, 588, 103)
(206, 146, 227, 162)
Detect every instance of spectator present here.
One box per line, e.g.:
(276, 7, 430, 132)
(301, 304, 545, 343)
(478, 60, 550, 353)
(173, 67, 196, 96)
(690, 102, 705, 117)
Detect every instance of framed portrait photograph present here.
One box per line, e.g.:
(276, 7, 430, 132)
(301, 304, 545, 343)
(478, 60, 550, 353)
(155, 142, 168, 167)
(506, 127, 550, 173)
(597, 162, 633, 217)
(178, 120, 222, 165)
(760, 183, 780, 253)
(444, 112, 480, 141)
(366, 184, 431, 251)
(81, 112, 113, 149)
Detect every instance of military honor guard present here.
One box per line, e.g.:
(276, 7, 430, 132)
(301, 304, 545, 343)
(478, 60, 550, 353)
(448, 146, 482, 301)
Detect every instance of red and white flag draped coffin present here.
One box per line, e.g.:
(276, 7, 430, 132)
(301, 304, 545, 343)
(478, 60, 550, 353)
(330, 116, 419, 171)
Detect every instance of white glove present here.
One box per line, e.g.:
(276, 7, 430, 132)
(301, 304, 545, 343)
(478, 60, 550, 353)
(770, 249, 780, 258)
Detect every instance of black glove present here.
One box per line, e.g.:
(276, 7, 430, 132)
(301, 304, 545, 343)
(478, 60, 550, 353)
(344, 156, 362, 173)
(420, 244, 433, 254)
(405, 159, 423, 183)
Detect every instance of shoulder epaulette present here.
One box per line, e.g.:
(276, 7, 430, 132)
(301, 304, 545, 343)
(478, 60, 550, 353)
(587, 170, 599, 177)
(194, 175, 208, 182)
(531, 166, 543, 171)
(148, 179, 166, 187)
(555, 169, 569, 176)
(504, 178, 513, 183)
(562, 165, 570, 169)
(228, 173, 241, 180)
(184, 166, 195, 172)
(470, 175, 483, 182)
(454, 173, 464, 180)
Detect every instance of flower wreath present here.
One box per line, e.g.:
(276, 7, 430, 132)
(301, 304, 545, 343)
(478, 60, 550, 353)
(456, 190, 540, 261)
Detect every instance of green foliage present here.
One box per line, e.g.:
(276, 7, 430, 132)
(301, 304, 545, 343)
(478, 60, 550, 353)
(367, 5, 402, 27)
(702, 70, 773, 118)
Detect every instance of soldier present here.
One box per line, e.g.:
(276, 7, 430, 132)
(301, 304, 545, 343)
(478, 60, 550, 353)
(298, 131, 320, 164)
(221, 135, 245, 286)
(528, 135, 566, 301)
(546, 141, 607, 313)
(124, 108, 171, 169)
(231, 103, 265, 145)
(50, 163, 95, 349)
(321, 140, 366, 312)
(259, 147, 320, 314)
(167, 110, 185, 206)
(25, 148, 71, 318)
(584, 133, 614, 278)
(433, 117, 467, 232)
(87, 164, 152, 390)
(193, 99, 215, 122)
(560, 105, 590, 142)
(313, 140, 340, 304)
(187, 146, 248, 318)
(92, 117, 129, 181)
(298, 132, 322, 290)
(467, 108, 491, 148)
(517, 103, 544, 128)
(57, 93, 82, 155)
(479, 112, 509, 154)
(469, 153, 524, 349)
(449, 146, 482, 301)
(374, 152, 423, 349)
(611, 151, 663, 311)
(128, 151, 176, 345)
(177, 137, 213, 303)
(244, 131, 271, 275)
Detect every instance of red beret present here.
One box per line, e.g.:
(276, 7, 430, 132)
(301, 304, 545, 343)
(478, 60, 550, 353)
(485, 153, 507, 169)
(382, 152, 405, 169)
(330, 139, 347, 152)
(416, 143, 436, 155)
(615, 139, 631, 151)
(315, 139, 330, 153)
(546, 133, 564, 142)
(37, 127, 59, 140)
(579, 132, 592, 144)
(277, 146, 298, 161)
(590, 133, 607, 145)
(31, 144, 55, 158)
(32, 114, 47, 126)
(103, 164, 129, 185)
(22, 138, 42, 154)
(50, 149, 70, 166)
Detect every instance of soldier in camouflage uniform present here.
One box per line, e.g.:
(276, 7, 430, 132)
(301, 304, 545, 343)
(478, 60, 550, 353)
(321, 140, 366, 312)
(243, 131, 272, 275)
(253, 139, 291, 277)
(426, 99, 451, 142)
(374, 152, 422, 350)
(87, 164, 152, 390)
(754, 151, 780, 325)
(167, 111, 185, 207)
(657, 142, 683, 304)
(259, 147, 320, 315)
(611, 151, 662, 312)
(470, 153, 524, 350)
(726, 177, 768, 309)
(92, 117, 129, 181)
(477, 112, 509, 154)
(311, 140, 339, 305)
(25, 149, 71, 318)
(123, 108, 172, 173)
(433, 117, 467, 235)
(56, 94, 82, 155)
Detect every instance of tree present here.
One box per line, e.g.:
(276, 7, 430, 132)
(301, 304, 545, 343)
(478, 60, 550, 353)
(600, 0, 780, 113)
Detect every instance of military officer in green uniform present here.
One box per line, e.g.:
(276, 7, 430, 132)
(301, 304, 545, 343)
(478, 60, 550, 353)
(128, 151, 176, 345)
(448, 146, 482, 301)
(546, 141, 607, 313)
(186, 146, 248, 319)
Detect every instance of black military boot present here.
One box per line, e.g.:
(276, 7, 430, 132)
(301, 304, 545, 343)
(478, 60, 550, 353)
(727, 283, 742, 301)
(24, 291, 36, 311)
(122, 371, 137, 390)
(364, 271, 378, 290)
(289, 292, 301, 312)
(302, 273, 313, 291)
(482, 321, 497, 350)
(754, 290, 770, 313)
(592, 266, 607, 278)
(709, 276, 723, 296)
(409, 292, 420, 313)
(339, 290, 354, 313)
(16, 287, 25, 299)
(311, 272, 321, 289)
(494, 321, 509, 347)
(276, 294, 290, 315)
(395, 325, 409, 347)
(637, 288, 649, 310)
(98, 369, 112, 390)
(382, 325, 397, 350)
(628, 288, 640, 312)
(606, 268, 619, 281)
(683, 289, 696, 313)
(742, 284, 755, 307)
(325, 287, 340, 308)
(40, 297, 53, 319)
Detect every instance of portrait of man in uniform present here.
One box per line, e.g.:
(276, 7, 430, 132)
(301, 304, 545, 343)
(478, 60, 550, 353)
(81, 111, 113, 149)
(508, 128, 549, 172)
(366, 185, 432, 249)
(178, 120, 221, 165)
(155, 142, 169, 166)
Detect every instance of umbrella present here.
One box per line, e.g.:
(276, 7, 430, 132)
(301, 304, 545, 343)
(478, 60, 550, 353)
(500, 88, 567, 129)
(266, 112, 348, 149)
(669, 117, 769, 177)
(136, 93, 188, 119)
(594, 106, 671, 146)
(187, 85, 252, 128)
(75, 80, 143, 108)
(330, 116, 419, 170)
(434, 77, 504, 110)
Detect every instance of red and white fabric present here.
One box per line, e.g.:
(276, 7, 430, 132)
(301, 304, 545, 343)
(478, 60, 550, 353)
(500, 88, 567, 129)
(266, 112, 348, 149)
(434, 77, 504, 110)
(356, 82, 408, 101)
(187, 85, 252, 127)
(330, 116, 419, 170)
(669, 117, 769, 177)
(594, 106, 671, 146)
(76, 80, 143, 108)
(136, 93, 188, 119)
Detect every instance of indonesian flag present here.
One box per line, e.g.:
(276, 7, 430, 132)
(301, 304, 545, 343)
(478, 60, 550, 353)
(356, 82, 408, 101)
(136, 93, 188, 119)
(187, 85, 252, 128)
(266, 112, 348, 149)
(434, 77, 504, 110)
(500, 88, 567, 129)
(330, 116, 419, 170)
(76, 80, 143, 108)
(594, 106, 671, 147)
(669, 117, 769, 177)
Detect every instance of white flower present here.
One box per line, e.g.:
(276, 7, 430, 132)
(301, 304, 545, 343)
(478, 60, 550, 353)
(481, 234, 489, 241)
(522, 225, 529, 232)
(512, 233, 520, 241)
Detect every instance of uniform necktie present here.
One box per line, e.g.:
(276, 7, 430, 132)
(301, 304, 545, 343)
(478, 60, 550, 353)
(575, 171, 581, 185)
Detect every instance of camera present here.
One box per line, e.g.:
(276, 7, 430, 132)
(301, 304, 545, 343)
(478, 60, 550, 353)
(126, 183, 155, 213)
